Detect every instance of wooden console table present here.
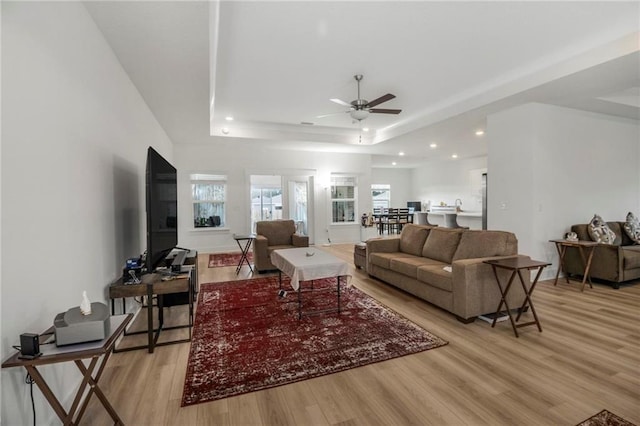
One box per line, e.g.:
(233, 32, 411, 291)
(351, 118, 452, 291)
(109, 265, 195, 353)
(2, 314, 132, 425)
(550, 239, 598, 291)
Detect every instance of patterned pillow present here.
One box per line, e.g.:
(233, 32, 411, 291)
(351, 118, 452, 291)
(587, 214, 616, 244)
(623, 212, 640, 244)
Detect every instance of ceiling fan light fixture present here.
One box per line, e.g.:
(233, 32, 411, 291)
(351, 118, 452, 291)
(350, 109, 370, 121)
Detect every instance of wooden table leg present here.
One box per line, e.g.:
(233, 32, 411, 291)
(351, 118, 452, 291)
(553, 243, 569, 285)
(147, 283, 154, 353)
(490, 266, 519, 337)
(74, 356, 124, 425)
(24, 365, 69, 424)
(578, 246, 595, 291)
(515, 267, 543, 332)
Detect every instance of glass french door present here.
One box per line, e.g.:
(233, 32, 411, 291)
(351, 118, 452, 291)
(249, 174, 311, 237)
(287, 178, 309, 235)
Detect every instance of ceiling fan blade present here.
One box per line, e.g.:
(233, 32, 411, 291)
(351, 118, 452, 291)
(330, 98, 352, 107)
(370, 108, 402, 114)
(366, 93, 395, 108)
(316, 111, 349, 118)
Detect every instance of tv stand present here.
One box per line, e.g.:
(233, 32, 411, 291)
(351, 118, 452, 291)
(109, 249, 198, 353)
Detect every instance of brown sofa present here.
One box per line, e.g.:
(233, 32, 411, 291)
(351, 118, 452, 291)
(366, 224, 528, 323)
(253, 220, 309, 272)
(566, 222, 640, 288)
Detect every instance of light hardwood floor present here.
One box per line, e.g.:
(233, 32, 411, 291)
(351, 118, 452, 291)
(84, 244, 640, 425)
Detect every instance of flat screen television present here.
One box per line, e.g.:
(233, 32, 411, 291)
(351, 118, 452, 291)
(407, 201, 421, 212)
(145, 147, 178, 273)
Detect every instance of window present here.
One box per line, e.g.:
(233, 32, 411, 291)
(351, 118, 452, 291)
(371, 184, 391, 210)
(191, 174, 226, 228)
(331, 175, 357, 223)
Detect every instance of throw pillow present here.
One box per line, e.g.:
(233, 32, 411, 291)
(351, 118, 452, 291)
(623, 211, 640, 244)
(587, 214, 616, 244)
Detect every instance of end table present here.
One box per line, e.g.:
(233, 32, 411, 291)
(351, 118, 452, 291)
(549, 239, 598, 291)
(483, 257, 550, 338)
(233, 233, 256, 274)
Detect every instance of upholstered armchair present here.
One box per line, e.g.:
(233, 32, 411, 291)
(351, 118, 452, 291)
(253, 220, 309, 272)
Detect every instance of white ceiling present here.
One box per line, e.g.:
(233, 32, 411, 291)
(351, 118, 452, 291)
(85, 1, 640, 168)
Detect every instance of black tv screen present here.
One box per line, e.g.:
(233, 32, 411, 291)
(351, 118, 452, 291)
(407, 201, 421, 212)
(145, 147, 178, 273)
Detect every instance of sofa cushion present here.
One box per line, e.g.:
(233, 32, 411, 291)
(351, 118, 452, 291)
(623, 212, 640, 244)
(452, 231, 517, 261)
(369, 252, 414, 270)
(623, 246, 640, 269)
(422, 228, 463, 264)
(399, 224, 431, 256)
(417, 265, 453, 292)
(587, 214, 616, 245)
(390, 256, 445, 279)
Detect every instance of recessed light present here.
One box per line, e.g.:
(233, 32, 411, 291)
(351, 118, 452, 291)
(451, 154, 458, 159)
(475, 130, 484, 136)
(225, 116, 234, 121)
(392, 161, 397, 166)
(221, 127, 230, 135)
(398, 152, 405, 156)
(362, 127, 369, 132)
(429, 143, 437, 148)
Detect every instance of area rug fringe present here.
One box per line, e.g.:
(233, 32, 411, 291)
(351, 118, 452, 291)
(182, 275, 447, 406)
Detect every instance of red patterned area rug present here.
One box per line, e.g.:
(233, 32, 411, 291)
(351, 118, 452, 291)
(208, 252, 252, 268)
(182, 276, 448, 406)
(577, 410, 637, 426)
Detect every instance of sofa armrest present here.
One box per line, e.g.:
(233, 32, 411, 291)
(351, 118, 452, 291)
(366, 237, 400, 272)
(366, 237, 400, 253)
(451, 255, 530, 320)
(253, 235, 271, 272)
(292, 234, 309, 247)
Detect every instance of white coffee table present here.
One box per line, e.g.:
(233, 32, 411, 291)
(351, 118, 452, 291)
(270, 247, 350, 319)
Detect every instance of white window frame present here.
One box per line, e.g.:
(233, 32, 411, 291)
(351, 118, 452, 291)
(190, 173, 227, 229)
(330, 174, 357, 224)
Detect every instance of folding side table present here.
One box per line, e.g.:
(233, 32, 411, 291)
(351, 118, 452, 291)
(2, 314, 132, 425)
(483, 257, 550, 338)
(549, 239, 598, 291)
(233, 233, 256, 274)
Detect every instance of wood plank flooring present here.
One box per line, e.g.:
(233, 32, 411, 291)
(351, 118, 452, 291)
(83, 244, 640, 425)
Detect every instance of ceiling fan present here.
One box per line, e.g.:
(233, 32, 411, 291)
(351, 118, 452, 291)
(319, 74, 402, 122)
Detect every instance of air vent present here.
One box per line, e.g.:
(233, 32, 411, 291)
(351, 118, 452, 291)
(300, 121, 315, 125)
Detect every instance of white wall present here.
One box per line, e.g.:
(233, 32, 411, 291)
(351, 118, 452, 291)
(1, 3, 172, 424)
(371, 167, 413, 208)
(488, 103, 640, 279)
(174, 142, 373, 251)
(411, 156, 488, 213)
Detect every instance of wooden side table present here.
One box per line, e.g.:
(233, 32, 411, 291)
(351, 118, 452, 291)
(549, 239, 598, 291)
(109, 268, 194, 353)
(483, 257, 550, 338)
(2, 314, 132, 425)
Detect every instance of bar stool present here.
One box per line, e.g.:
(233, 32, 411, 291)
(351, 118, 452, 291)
(443, 213, 469, 229)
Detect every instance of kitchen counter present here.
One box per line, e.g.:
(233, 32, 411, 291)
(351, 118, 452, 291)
(421, 211, 483, 229)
